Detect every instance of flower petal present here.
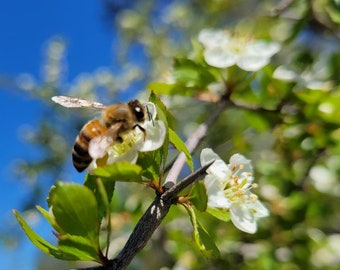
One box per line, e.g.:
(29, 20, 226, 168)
(273, 66, 297, 81)
(200, 148, 220, 165)
(249, 199, 269, 218)
(236, 55, 270, 72)
(204, 47, 237, 68)
(107, 148, 139, 164)
(246, 40, 281, 57)
(198, 29, 230, 48)
(201, 148, 231, 179)
(230, 204, 257, 234)
(229, 153, 253, 175)
(143, 102, 157, 121)
(138, 120, 166, 152)
(205, 175, 231, 208)
(235, 41, 280, 71)
(207, 194, 231, 208)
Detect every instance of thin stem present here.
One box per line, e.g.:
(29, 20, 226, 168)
(164, 99, 230, 186)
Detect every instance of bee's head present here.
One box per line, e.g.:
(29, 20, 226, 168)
(128, 100, 145, 122)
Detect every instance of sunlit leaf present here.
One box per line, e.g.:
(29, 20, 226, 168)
(318, 95, 340, 124)
(149, 91, 175, 129)
(169, 128, 194, 171)
(96, 178, 112, 252)
(137, 152, 162, 180)
(245, 111, 270, 132)
(58, 234, 101, 261)
(184, 204, 220, 258)
(13, 210, 77, 260)
(92, 162, 143, 182)
(84, 174, 116, 226)
(190, 181, 208, 212)
(326, 1, 340, 23)
(149, 92, 171, 173)
(196, 222, 220, 258)
(206, 207, 231, 222)
(295, 89, 327, 104)
(36, 205, 62, 234)
(148, 82, 193, 96)
(48, 182, 99, 242)
(173, 58, 216, 88)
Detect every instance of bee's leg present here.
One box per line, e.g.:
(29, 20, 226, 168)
(133, 124, 146, 140)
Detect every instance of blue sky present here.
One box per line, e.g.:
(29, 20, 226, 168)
(0, 1, 118, 269)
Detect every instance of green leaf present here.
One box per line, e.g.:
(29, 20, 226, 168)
(318, 95, 340, 124)
(295, 89, 327, 104)
(96, 178, 112, 253)
(206, 207, 231, 222)
(149, 92, 171, 172)
(49, 182, 99, 242)
(148, 82, 195, 97)
(58, 234, 101, 261)
(148, 91, 173, 128)
(84, 174, 116, 223)
(96, 179, 110, 218)
(173, 58, 216, 88)
(245, 111, 270, 132)
(137, 152, 162, 180)
(92, 162, 143, 182)
(190, 181, 208, 212)
(196, 221, 220, 258)
(169, 128, 194, 171)
(36, 205, 62, 234)
(326, 1, 340, 24)
(36, 205, 54, 225)
(184, 204, 220, 258)
(13, 210, 77, 260)
(148, 59, 217, 97)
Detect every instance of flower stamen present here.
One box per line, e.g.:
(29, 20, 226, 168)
(108, 130, 143, 157)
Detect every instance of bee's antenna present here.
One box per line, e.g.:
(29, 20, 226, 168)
(146, 105, 154, 126)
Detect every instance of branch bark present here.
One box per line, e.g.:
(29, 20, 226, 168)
(164, 99, 230, 186)
(77, 162, 212, 270)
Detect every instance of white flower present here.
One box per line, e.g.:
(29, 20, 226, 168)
(198, 29, 280, 72)
(88, 102, 166, 171)
(200, 148, 269, 234)
(273, 65, 332, 90)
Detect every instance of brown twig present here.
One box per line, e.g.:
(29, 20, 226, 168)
(164, 98, 231, 186)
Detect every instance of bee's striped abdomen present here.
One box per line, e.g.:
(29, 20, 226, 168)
(72, 119, 106, 172)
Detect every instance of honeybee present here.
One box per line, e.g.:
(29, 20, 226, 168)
(52, 96, 148, 172)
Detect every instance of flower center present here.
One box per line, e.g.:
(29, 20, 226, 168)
(107, 129, 144, 158)
(223, 163, 258, 204)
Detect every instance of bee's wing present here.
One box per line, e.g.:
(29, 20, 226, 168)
(51, 95, 106, 109)
(88, 123, 123, 159)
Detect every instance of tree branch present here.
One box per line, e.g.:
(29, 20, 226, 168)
(164, 99, 230, 186)
(77, 162, 212, 270)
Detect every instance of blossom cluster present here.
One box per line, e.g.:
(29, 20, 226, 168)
(198, 29, 280, 72)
